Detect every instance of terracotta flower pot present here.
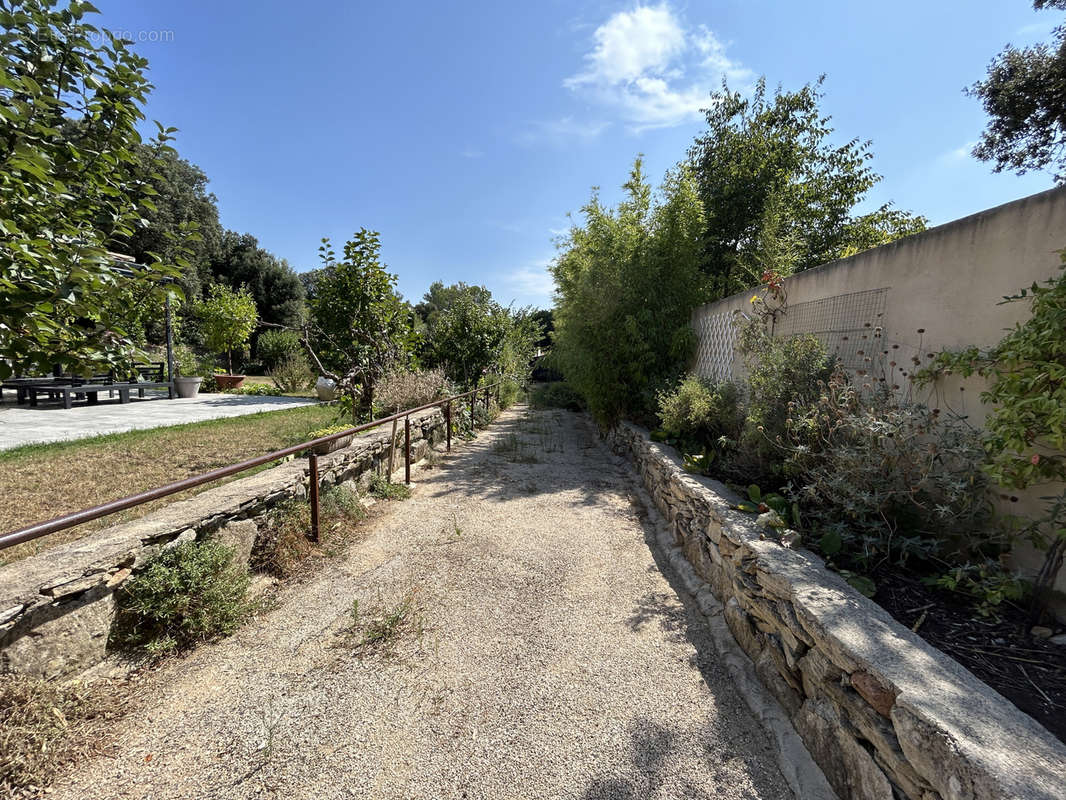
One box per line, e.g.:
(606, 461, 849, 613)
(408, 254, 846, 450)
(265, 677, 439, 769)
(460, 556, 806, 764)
(215, 374, 246, 390)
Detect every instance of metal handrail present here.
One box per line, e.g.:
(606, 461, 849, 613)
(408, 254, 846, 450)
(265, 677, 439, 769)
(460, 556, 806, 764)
(0, 382, 501, 551)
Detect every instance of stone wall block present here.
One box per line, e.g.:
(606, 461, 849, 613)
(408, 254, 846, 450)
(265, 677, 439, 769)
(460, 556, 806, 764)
(724, 596, 764, 663)
(796, 698, 895, 800)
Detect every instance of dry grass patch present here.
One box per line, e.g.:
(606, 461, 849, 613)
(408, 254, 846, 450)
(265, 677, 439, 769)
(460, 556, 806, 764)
(0, 404, 337, 566)
(0, 675, 111, 796)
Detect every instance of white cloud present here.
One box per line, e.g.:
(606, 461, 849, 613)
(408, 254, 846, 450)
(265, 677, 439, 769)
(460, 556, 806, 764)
(461, 147, 484, 159)
(941, 141, 977, 164)
(517, 116, 611, 146)
(495, 260, 555, 308)
(563, 4, 751, 132)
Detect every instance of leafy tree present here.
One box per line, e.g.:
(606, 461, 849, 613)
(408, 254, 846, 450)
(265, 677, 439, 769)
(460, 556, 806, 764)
(969, 0, 1066, 182)
(688, 77, 927, 298)
(304, 229, 415, 419)
(0, 0, 185, 379)
(199, 284, 258, 374)
(211, 231, 305, 333)
(414, 281, 494, 334)
(111, 142, 223, 300)
(427, 291, 509, 390)
(550, 159, 708, 425)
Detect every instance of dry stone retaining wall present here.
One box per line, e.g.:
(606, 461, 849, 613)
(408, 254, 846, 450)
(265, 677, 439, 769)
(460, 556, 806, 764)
(0, 408, 446, 680)
(609, 421, 1066, 800)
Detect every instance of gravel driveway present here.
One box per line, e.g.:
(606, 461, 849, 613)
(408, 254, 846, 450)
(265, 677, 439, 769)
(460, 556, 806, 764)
(51, 406, 795, 800)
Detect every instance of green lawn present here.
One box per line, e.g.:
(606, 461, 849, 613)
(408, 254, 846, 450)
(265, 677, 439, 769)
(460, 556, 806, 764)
(0, 403, 340, 565)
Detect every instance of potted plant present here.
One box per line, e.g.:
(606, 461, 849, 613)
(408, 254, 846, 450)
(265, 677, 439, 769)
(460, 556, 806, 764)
(199, 284, 258, 390)
(306, 424, 355, 455)
(173, 346, 204, 399)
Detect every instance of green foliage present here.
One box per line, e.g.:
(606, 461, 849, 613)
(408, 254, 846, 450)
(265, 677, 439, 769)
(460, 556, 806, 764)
(0, 0, 187, 380)
(737, 318, 835, 479)
(257, 329, 303, 370)
(114, 141, 223, 302)
(688, 77, 927, 297)
(211, 231, 305, 333)
(112, 539, 250, 656)
(320, 484, 366, 523)
(269, 353, 314, 393)
(917, 254, 1066, 614)
(925, 563, 1028, 619)
(428, 290, 510, 389)
(368, 473, 412, 501)
(305, 229, 415, 420)
(657, 376, 743, 455)
(173, 344, 201, 378)
(223, 383, 285, 397)
(198, 283, 258, 373)
(414, 281, 493, 337)
(969, 1, 1066, 182)
(784, 372, 1003, 573)
(530, 381, 586, 411)
(550, 159, 708, 426)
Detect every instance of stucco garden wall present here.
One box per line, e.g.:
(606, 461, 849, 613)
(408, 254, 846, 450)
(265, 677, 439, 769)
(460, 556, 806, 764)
(690, 184, 1066, 598)
(0, 408, 446, 680)
(610, 420, 1066, 800)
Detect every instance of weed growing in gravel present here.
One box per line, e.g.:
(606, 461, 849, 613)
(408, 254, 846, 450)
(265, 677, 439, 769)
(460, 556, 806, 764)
(346, 589, 425, 657)
(492, 433, 540, 463)
(368, 473, 412, 501)
(112, 540, 251, 656)
(0, 675, 108, 793)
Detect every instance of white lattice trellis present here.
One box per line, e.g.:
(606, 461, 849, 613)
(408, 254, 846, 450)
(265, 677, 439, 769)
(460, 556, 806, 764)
(692, 310, 737, 382)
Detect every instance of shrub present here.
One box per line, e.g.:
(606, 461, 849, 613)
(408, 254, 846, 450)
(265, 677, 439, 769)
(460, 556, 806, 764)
(530, 381, 585, 411)
(737, 317, 834, 480)
(656, 376, 743, 454)
(257, 329, 303, 370)
(269, 353, 315, 393)
(112, 540, 250, 655)
(368, 473, 412, 500)
(375, 367, 449, 414)
(784, 372, 1005, 574)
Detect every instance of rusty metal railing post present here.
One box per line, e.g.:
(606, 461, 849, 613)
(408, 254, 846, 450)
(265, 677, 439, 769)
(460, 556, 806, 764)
(445, 401, 452, 451)
(308, 452, 320, 543)
(404, 416, 411, 484)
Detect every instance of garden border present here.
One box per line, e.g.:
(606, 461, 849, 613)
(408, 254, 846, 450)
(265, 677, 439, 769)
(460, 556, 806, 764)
(609, 420, 1066, 800)
(0, 408, 447, 679)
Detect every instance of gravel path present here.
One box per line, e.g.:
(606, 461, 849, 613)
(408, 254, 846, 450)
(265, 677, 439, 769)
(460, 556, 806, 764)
(52, 406, 795, 800)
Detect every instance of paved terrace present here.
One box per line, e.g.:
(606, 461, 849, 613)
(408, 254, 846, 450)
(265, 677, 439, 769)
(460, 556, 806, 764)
(0, 392, 316, 451)
(49, 407, 817, 800)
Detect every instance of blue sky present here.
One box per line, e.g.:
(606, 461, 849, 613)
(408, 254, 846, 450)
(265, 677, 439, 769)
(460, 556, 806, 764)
(96, 1, 1060, 309)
